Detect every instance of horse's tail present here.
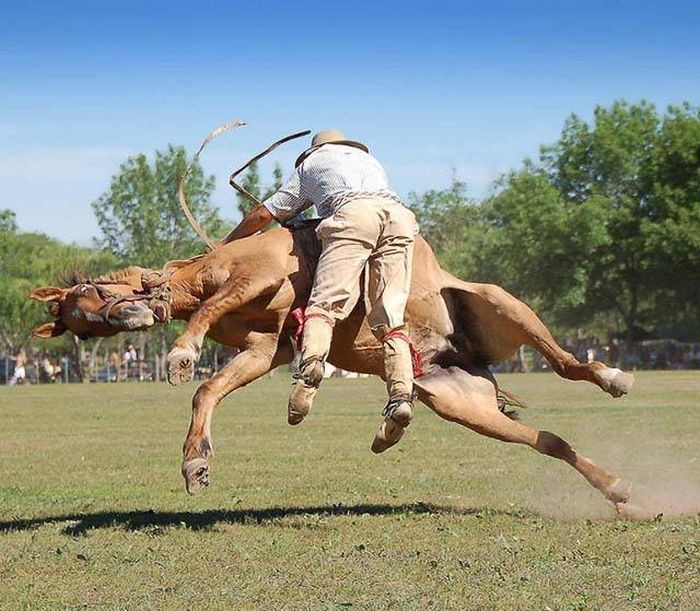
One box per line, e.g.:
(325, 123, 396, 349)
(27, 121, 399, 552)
(497, 389, 528, 420)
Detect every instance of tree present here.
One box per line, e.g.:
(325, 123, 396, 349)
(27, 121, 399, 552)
(409, 100, 699, 344)
(263, 163, 284, 200)
(408, 178, 491, 280)
(235, 162, 261, 217)
(645, 103, 700, 306)
(490, 100, 700, 341)
(92, 145, 224, 268)
(0, 210, 24, 352)
(0, 209, 16, 234)
(481, 170, 610, 328)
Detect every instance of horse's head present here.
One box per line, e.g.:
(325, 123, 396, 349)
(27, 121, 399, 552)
(30, 280, 157, 340)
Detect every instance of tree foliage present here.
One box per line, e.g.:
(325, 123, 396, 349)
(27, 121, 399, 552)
(412, 100, 700, 340)
(408, 178, 492, 280)
(0, 210, 118, 353)
(482, 172, 610, 326)
(535, 100, 700, 337)
(92, 145, 223, 268)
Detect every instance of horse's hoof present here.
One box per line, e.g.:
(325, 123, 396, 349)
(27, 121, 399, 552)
(605, 478, 631, 504)
(606, 369, 635, 398)
(167, 346, 197, 386)
(182, 458, 210, 495)
(615, 501, 654, 520)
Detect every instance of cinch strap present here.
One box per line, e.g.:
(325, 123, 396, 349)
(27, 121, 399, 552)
(290, 307, 334, 350)
(381, 330, 424, 378)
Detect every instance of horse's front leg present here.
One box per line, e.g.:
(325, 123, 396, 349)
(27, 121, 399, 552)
(167, 269, 284, 385)
(182, 332, 292, 495)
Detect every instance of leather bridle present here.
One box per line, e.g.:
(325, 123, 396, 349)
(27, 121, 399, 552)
(74, 279, 172, 340)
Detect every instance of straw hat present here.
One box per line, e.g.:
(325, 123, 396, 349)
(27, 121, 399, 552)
(295, 129, 369, 167)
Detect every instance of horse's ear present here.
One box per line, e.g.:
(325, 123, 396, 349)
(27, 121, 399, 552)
(30, 286, 66, 302)
(32, 320, 67, 339)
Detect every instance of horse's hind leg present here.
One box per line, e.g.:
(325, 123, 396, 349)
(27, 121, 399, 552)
(445, 277, 634, 398)
(415, 366, 631, 507)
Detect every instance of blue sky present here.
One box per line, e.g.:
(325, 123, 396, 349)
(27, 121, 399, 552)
(1, 0, 698, 244)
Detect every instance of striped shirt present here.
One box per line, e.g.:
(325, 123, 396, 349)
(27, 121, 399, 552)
(263, 144, 402, 222)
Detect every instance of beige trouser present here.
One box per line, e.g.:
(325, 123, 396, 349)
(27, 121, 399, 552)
(299, 197, 418, 399)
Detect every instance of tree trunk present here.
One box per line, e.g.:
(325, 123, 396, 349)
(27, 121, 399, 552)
(624, 283, 639, 367)
(88, 337, 104, 381)
(160, 326, 168, 382)
(71, 335, 85, 383)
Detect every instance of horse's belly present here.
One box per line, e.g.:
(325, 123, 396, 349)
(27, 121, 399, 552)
(328, 307, 384, 376)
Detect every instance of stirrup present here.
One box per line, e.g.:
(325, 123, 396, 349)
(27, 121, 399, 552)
(292, 356, 324, 388)
(372, 396, 413, 454)
(382, 394, 413, 426)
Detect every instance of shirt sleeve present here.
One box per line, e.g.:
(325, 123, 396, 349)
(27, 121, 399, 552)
(262, 171, 311, 223)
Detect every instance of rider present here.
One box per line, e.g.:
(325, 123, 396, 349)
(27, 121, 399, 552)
(222, 129, 419, 452)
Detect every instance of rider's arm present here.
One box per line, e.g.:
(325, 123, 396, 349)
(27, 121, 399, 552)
(220, 170, 310, 245)
(220, 205, 274, 244)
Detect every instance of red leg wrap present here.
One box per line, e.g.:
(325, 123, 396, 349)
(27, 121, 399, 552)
(289, 307, 334, 351)
(381, 330, 425, 378)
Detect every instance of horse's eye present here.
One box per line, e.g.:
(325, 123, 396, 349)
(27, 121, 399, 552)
(78, 285, 90, 295)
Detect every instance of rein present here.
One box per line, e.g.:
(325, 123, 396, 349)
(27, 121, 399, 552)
(178, 120, 310, 251)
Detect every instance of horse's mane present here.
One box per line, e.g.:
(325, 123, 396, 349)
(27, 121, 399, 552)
(59, 270, 90, 287)
(58, 224, 316, 289)
(93, 266, 147, 286)
(61, 255, 207, 290)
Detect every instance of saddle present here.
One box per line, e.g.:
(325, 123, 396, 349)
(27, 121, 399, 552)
(286, 218, 323, 278)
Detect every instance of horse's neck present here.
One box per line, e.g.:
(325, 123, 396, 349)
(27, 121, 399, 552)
(166, 263, 209, 320)
(96, 266, 151, 290)
(159, 228, 317, 320)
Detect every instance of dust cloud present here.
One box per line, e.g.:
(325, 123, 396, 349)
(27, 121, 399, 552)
(523, 425, 700, 521)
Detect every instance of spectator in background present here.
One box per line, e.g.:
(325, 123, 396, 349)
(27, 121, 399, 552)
(691, 346, 700, 369)
(39, 354, 61, 383)
(108, 350, 121, 381)
(9, 350, 27, 386)
(671, 346, 684, 370)
(586, 346, 596, 363)
(122, 344, 137, 380)
(123, 344, 137, 363)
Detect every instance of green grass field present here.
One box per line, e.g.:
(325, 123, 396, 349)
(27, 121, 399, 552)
(1, 371, 698, 610)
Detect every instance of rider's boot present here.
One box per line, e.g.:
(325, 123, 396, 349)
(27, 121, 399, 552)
(288, 314, 333, 425)
(371, 330, 415, 453)
(288, 357, 324, 425)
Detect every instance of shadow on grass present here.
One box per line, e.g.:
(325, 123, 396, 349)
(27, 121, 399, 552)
(0, 502, 534, 536)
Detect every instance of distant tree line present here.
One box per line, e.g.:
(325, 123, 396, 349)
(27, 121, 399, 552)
(2, 99, 698, 381)
(410, 100, 700, 344)
(0, 209, 118, 378)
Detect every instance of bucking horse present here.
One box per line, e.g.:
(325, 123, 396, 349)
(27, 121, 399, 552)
(30, 124, 636, 511)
